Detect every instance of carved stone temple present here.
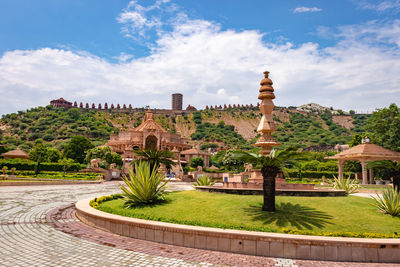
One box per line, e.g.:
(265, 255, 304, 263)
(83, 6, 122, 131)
(105, 109, 210, 174)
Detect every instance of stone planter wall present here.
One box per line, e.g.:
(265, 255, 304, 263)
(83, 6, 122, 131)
(75, 199, 400, 263)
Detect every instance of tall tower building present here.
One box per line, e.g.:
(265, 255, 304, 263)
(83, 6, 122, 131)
(172, 93, 183, 110)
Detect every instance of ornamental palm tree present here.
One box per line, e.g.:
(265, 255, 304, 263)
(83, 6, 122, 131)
(232, 147, 299, 212)
(367, 160, 400, 192)
(133, 149, 176, 172)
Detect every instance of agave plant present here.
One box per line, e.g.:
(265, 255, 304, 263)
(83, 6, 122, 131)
(372, 187, 400, 216)
(193, 175, 215, 187)
(332, 175, 360, 195)
(120, 161, 168, 207)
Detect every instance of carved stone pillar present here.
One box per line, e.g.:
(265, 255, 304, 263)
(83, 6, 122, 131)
(360, 161, 368, 185)
(255, 71, 279, 155)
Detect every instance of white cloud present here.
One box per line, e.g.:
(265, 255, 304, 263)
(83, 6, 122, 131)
(358, 0, 400, 12)
(0, 2, 400, 115)
(293, 7, 322, 13)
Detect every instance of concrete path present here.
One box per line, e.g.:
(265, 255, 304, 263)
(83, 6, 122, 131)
(0, 183, 392, 266)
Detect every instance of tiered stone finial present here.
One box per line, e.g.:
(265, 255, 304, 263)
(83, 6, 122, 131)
(255, 70, 280, 155)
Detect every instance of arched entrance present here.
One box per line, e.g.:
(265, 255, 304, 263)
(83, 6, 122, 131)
(145, 135, 158, 150)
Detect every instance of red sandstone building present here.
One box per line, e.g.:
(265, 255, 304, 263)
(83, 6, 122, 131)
(50, 98, 72, 109)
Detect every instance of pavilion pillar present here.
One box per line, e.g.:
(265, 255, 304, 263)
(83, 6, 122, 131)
(360, 161, 368, 185)
(369, 168, 374, 184)
(338, 160, 345, 181)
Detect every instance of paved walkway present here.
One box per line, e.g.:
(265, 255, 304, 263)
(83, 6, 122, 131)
(0, 183, 394, 266)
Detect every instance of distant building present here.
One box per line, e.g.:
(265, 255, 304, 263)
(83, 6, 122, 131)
(50, 98, 72, 109)
(172, 93, 183, 110)
(186, 104, 197, 111)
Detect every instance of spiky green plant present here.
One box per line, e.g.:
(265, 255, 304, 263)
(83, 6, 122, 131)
(332, 175, 360, 195)
(193, 175, 215, 187)
(372, 187, 400, 216)
(120, 161, 168, 207)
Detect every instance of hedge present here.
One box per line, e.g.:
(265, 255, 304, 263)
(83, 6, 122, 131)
(285, 169, 354, 179)
(0, 159, 85, 172)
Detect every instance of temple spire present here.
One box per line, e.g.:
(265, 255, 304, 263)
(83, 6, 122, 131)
(255, 70, 280, 155)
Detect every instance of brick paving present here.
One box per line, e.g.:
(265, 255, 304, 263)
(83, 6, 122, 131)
(0, 183, 397, 266)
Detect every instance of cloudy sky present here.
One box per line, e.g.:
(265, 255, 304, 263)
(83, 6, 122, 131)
(0, 0, 399, 115)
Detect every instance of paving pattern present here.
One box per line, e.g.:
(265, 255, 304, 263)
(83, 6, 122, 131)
(0, 183, 395, 266)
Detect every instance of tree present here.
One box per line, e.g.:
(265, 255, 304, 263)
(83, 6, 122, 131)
(47, 147, 62, 162)
(367, 161, 400, 192)
(85, 146, 123, 168)
(133, 149, 176, 172)
(63, 136, 94, 163)
(232, 147, 299, 211)
(366, 103, 400, 152)
(190, 157, 204, 168)
(29, 144, 49, 174)
(349, 133, 371, 147)
(58, 158, 75, 174)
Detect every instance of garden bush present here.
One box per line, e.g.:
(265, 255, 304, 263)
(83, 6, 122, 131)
(0, 159, 85, 171)
(285, 169, 354, 179)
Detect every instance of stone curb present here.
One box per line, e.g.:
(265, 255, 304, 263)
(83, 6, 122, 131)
(75, 198, 400, 263)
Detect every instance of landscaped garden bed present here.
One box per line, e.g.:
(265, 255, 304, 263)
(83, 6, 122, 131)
(4, 171, 100, 180)
(95, 190, 400, 238)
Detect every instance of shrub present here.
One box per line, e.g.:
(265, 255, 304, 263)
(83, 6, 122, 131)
(0, 159, 84, 171)
(193, 175, 215, 187)
(372, 187, 400, 216)
(190, 157, 204, 168)
(90, 194, 123, 208)
(120, 161, 168, 207)
(332, 175, 360, 195)
(285, 169, 354, 179)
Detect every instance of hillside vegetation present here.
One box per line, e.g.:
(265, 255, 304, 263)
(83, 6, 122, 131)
(0, 104, 369, 152)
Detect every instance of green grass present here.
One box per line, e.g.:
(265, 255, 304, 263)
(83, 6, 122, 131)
(97, 191, 400, 237)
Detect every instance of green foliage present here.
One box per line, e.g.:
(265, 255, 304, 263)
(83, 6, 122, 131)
(285, 169, 354, 179)
(63, 136, 94, 163)
(29, 143, 60, 174)
(274, 112, 353, 149)
(191, 121, 251, 149)
(0, 158, 84, 171)
(85, 146, 123, 168)
(367, 103, 400, 151)
(332, 175, 360, 195)
(190, 157, 204, 168)
(200, 142, 218, 150)
(372, 187, 400, 216)
(133, 149, 176, 171)
(90, 194, 123, 208)
(0, 107, 116, 146)
(120, 161, 168, 206)
(10, 170, 100, 180)
(193, 175, 215, 186)
(192, 111, 202, 124)
(232, 147, 300, 171)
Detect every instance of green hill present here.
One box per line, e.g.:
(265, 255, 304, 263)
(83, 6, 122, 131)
(0, 104, 370, 153)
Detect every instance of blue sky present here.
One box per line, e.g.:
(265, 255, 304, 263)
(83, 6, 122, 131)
(0, 0, 399, 114)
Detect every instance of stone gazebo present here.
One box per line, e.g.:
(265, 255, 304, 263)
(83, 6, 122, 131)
(327, 139, 400, 184)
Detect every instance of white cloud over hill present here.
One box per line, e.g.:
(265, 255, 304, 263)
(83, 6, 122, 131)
(0, 1, 399, 114)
